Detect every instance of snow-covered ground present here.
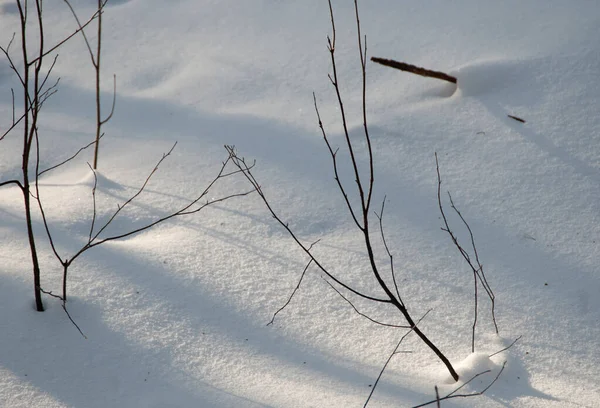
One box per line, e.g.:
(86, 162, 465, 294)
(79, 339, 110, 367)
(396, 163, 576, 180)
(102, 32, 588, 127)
(1, 1, 599, 407)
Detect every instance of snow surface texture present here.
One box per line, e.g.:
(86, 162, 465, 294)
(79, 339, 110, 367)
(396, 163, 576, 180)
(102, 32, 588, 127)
(1, 0, 599, 407)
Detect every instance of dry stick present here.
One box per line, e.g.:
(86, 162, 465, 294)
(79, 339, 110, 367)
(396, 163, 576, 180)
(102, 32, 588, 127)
(412, 361, 507, 408)
(364, 309, 432, 408)
(371, 57, 457, 84)
(507, 115, 526, 123)
(267, 239, 320, 326)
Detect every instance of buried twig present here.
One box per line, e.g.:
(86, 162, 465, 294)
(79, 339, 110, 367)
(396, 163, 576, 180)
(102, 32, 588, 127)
(507, 114, 526, 123)
(371, 57, 457, 84)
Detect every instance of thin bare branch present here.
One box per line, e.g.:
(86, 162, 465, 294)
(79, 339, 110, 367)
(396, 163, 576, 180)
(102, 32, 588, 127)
(62, 303, 87, 339)
(323, 278, 410, 329)
(314, 93, 362, 230)
(375, 197, 403, 306)
(87, 163, 99, 242)
(267, 255, 315, 326)
(100, 74, 117, 125)
(364, 309, 432, 407)
(412, 361, 506, 408)
(38, 134, 104, 176)
(0, 179, 24, 189)
(90, 143, 178, 240)
(489, 335, 522, 358)
(325, 0, 368, 214)
(447, 191, 498, 334)
(226, 146, 389, 303)
(353, 0, 375, 213)
(29, 5, 101, 65)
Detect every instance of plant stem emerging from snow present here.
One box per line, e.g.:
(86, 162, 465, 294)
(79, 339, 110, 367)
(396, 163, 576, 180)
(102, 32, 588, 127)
(227, 0, 460, 383)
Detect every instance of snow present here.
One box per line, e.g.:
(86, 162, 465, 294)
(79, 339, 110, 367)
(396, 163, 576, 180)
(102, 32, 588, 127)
(1, 0, 599, 407)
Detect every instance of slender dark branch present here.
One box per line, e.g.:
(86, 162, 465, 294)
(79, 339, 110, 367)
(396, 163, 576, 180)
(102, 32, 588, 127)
(0, 179, 24, 189)
(447, 191, 498, 334)
(412, 362, 506, 408)
(90, 143, 178, 240)
(436, 153, 477, 352)
(326, 0, 368, 213)
(323, 278, 410, 329)
(87, 163, 98, 242)
(39, 287, 63, 301)
(267, 243, 317, 327)
(375, 197, 403, 306)
(38, 134, 104, 176)
(12, 87, 15, 123)
(100, 74, 117, 125)
(489, 335, 522, 358)
(0, 33, 27, 88)
(314, 93, 362, 230)
(364, 309, 432, 407)
(354, 0, 375, 213)
(34, 124, 63, 263)
(29, 4, 101, 65)
(70, 151, 252, 259)
(62, 303, 87, 339)
(37, 55, 59, 100)
(62, 0, 97, 64)
(1, 111, 28, 141)
(226, 146, 389, 304)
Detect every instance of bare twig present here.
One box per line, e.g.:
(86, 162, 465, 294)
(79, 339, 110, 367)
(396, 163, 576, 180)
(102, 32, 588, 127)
(436, 153, 498, 352)
(323, 278, 410, 329)
(227, 0, 461, 382)
(226, 146, 389, 304)
(489, 335, 522, 358)
(371, 57, 457, 84)
(38, 134, 104, 176)
(412, 361, 506, 408)
(267, 240, 320, 326)
(364, 309, 432, 407)
(375, 197, 403, 306)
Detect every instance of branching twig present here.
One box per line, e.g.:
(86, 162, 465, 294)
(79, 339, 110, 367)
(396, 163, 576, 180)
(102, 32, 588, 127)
(323, 278, 411, 329)
(226, 0, 461, 383)
(364, 309, 432, 407)
(412, 361, 506, 408)
(375, 197, 403, 306)
(436, 153, 498, 353)
(226, 146, 389, 304)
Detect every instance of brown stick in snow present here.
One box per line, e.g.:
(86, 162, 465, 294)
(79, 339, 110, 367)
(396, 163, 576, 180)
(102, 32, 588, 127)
(371, 57, 457, 84)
